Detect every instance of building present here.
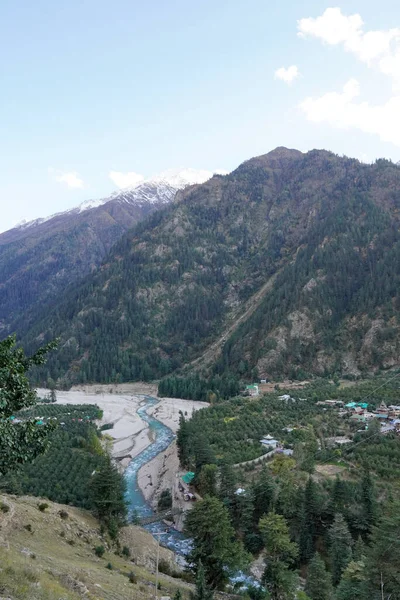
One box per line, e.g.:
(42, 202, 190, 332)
(350, 413, 367, 424)
(260, 434, 279, 449)
(388, 405, 400, 418)
(245, 384, 259, 397)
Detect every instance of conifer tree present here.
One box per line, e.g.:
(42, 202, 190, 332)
(365, 501, 400, 599)
(218, 462, 236, 508)
(90, 456, 127, 534)
(360, 469, 377, 533)
(259, 512, 299, 600)
(198, 464, 217, 497)
(177, 411, 190, 467)
(305, 553, 333, 600)
(192, 561, 213, 600)
(299, 478, 320, 563)
(335, 561, 367, 600)
(185, 496, 248, 588)
(328, 513, 353, 585)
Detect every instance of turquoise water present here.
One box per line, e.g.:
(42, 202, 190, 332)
(124, 396, 192, 555)
(124, 396, 258, 586)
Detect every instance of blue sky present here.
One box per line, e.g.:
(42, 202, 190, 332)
(2, 0, 400, 231)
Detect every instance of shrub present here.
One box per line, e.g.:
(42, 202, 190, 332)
(158, 559, 171, 576)
(128, 571, 137, 584)
(59, 509, 69, 520)
(94, 545, 105, 558)
(24, 524, 33, 533)
(157, 489, 172, 512)
(106, 562, 113, 570)
(122, 545, 130, 558)
(0, 502, 10, 513)
(38, 502, 49, 512)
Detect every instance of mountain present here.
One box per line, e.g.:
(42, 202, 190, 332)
(0, 168, 215, 334)
(18, 148, 400, 384)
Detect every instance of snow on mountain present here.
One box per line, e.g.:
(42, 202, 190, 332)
(13, 168, 224, 231)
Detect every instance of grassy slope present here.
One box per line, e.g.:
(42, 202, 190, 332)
(0, 494, 191, 600)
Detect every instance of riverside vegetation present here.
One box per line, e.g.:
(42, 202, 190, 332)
(176, 376, 400, 599)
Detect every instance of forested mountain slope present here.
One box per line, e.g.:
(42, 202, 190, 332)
(19, 148, 400, 384)
(0, 170, 211, 335)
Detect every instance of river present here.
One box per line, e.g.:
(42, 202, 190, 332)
(124, 395, 258, 587)
(124, 396, 192, 556)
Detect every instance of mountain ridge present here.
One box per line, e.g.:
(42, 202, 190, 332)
(0, 168, 215, 333)
(17, 147, 400, 384)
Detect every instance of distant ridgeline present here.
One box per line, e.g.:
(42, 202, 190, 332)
(15, 149, 400, 385)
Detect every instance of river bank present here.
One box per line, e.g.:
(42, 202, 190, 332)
(37, 386, 207, 470)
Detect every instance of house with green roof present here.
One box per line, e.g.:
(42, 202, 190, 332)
(245, 384, 259, 397)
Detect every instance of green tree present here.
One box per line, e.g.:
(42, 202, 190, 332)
(177, 411, 190, 468)
(304, 553, 333, 600)
(328, 513, 353, 585)
(0, 336, 57, 475)
(360, 470, 377, 533)
(192, 560, 213, 600)
(365, 501, 400, 599)
(335, 561, 367, 600)
(252, 466, 276, 523)
(193, 434, 215, 474)
(90, 457, 127, 534)
(294, 436, 318, 474)
(299, 478, 320, 563)
(198, 464, 217, 497)
(185, 496, 248, 589)
(218, 462, 236, 507)
(259, 512, 299, 600)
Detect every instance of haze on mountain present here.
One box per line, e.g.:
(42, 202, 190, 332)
(0, 168, 218, 334)
(15, 147, 400, 386)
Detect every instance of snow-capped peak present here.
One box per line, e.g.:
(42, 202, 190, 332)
(11, 167, 226, 232)
(150, 167, 222, 189)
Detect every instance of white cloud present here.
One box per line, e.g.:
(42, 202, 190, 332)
(274, 65, 300, 84)
(300, 78, 400, 147)
(298, 8, 400, 90)
(50, 169, 84, 189)
(109, 170, 144, 189)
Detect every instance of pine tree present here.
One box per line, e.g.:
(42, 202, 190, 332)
(90, 457, 127, 533)
(193, 434, 215, 475)
(305, 553, 333, 600)
(176, 411, 190, 467)
(360, 470, 377, 533)
(335, 560, 367, 600)
(328, 513, 353, 585)
(353, 536, 366, 562)
(193, 560, 213, 600)
(259, 512, 299, 600)
(365, 501, 400, 599)
(299, 478, 320, 563)
(252, 466, 276, 523)
(218, 462, 236, 507)
(185, 496, 248, 588)
(198, 464, 217, 497)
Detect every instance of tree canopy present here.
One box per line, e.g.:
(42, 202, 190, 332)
(0, 335, 57, 475)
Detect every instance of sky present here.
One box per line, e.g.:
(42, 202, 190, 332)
(1, 0, 400, 231)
